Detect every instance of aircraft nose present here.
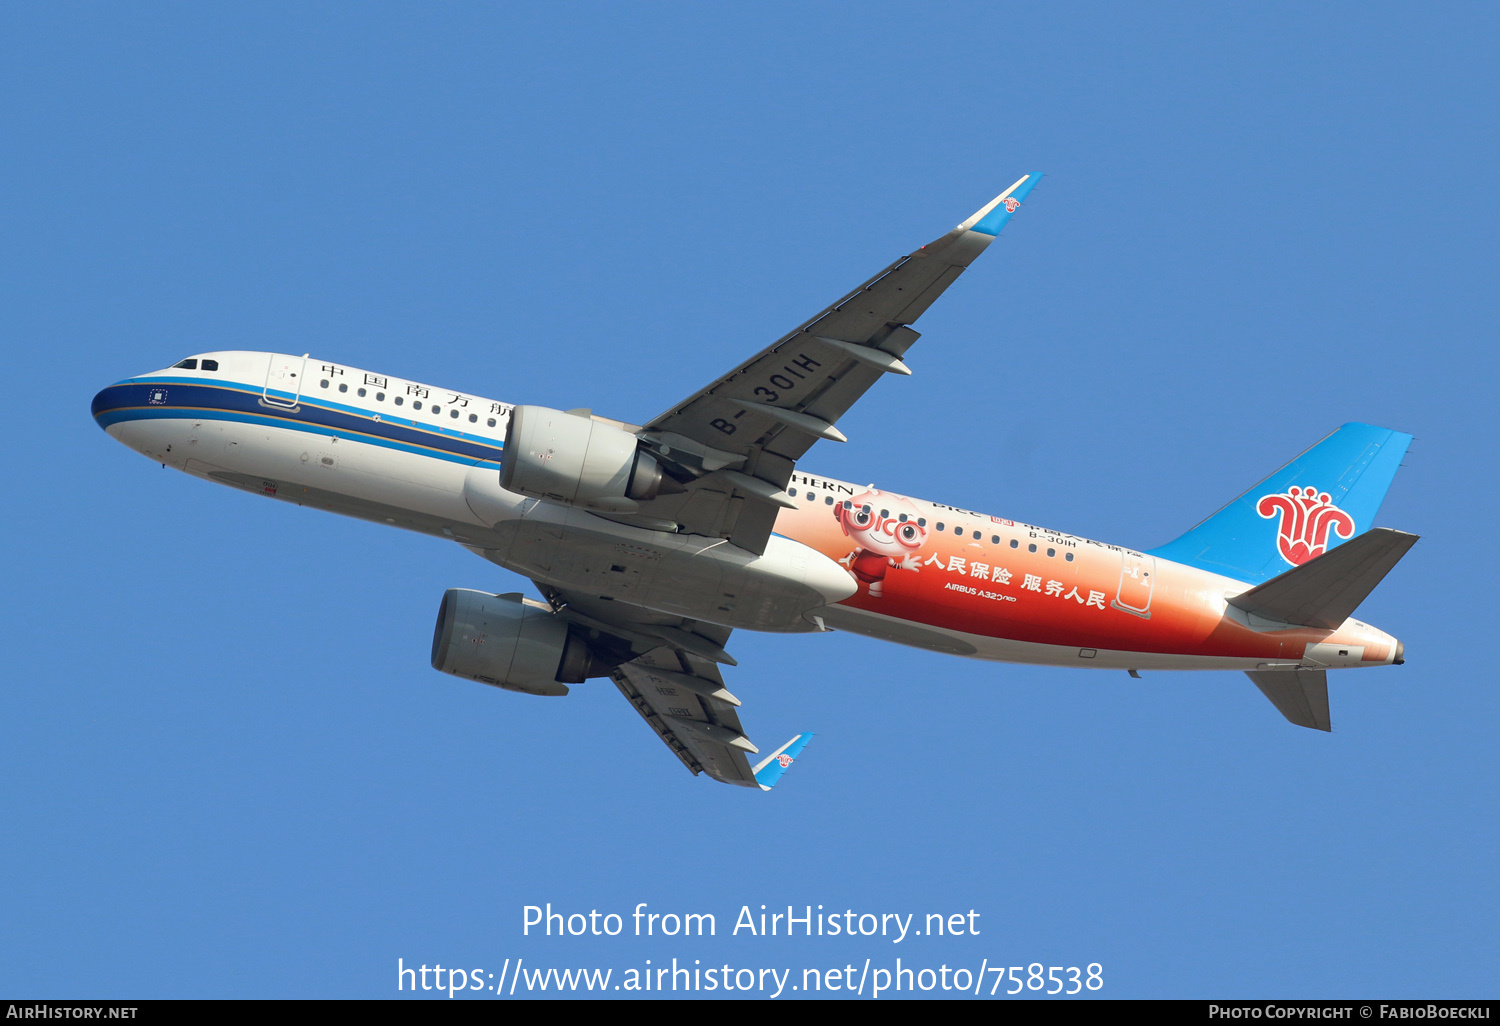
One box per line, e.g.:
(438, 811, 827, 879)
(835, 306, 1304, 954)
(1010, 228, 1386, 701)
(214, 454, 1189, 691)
(1394, 640, 1405, 665)
(91, 384, 120, 425)
(91, 380, 142, 432)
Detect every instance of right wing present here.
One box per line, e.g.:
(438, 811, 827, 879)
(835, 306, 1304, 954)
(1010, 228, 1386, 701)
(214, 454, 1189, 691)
(617, 175, 1044, 555)
(534, 584, 767, 788)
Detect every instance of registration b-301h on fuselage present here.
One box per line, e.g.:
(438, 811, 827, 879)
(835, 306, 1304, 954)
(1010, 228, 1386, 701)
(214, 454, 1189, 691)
(92, 175, 1416, 789)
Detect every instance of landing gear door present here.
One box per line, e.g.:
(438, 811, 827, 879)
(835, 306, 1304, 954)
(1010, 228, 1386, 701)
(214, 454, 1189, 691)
(263, 354, 307, 409)
(1113, 550, 1155, 619)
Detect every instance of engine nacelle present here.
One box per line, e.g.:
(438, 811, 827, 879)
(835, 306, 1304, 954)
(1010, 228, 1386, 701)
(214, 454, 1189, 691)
(430, 589, 620, 696)
(500, 405, 672, 512)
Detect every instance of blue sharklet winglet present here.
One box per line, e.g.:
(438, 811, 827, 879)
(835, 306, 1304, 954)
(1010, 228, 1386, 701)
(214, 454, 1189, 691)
(752, 733, 815, 791)
(960, 173, 1044, 237)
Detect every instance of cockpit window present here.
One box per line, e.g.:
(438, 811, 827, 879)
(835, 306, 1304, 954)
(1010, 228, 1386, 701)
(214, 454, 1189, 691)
(201, 359, 219, 371)
(173, 358, 198, 369)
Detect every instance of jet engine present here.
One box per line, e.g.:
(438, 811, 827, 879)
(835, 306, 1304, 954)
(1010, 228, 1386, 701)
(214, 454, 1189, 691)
(500, 406, 679, 512)
(430, 589, 623, 696)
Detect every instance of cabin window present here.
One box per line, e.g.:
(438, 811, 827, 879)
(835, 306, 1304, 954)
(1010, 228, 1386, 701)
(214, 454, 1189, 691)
(991, 535, 1000, 544)
(898, 513, 908, 522)
(357, 387, 367, 397)
(394, 396, 403, 406)
(1065, 552, 1075, 562)
(953, 524, 962, 534)
(173, 358, 197, 369)
(435, 406, 444, 417)
(1047, 547, 1055, 557)
(319, 379, 329, 388)
(412, 401, 422, 410)
(825, 496, 834, 505)
(338, 383, 348, 393)
(1010, 539, 1019, 548)
(918, 517, 926, 527)
(468, 413, 477, 423)
(201, 359, 219, 371)
(376, 392, 385, 402)
(880, 509, 889, 518)
(936, 522, 945, 531)
(1028, 543, 1037, 553)
(487, 417, 496, 427)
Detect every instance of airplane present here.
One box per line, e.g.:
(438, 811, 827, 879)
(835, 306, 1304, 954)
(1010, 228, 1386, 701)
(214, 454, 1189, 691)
(91, 174, 1417, 790)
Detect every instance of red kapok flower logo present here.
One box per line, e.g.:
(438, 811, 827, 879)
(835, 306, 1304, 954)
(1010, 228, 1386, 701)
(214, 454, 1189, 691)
(1256, 486, 1356, 566)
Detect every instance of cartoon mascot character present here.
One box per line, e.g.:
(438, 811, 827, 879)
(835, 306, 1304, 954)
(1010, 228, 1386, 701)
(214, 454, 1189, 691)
(833, 489, 928, 598)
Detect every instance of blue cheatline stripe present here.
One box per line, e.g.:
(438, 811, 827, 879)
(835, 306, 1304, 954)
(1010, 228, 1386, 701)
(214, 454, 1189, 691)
(92, 379, 508, 466)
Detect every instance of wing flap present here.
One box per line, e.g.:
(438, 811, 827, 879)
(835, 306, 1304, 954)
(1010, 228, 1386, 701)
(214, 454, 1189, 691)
(613, 651, 760, 787)
(611, 667, 703, 776)
(537, 585, 762, 787)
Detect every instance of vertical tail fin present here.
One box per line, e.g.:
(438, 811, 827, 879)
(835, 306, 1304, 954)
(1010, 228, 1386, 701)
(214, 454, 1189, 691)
(1148, 423, 1412, 583)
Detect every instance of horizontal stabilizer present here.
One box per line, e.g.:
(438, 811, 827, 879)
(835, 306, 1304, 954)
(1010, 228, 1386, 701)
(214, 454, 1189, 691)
(1246, 669, 1331, 731)
(752, 733, 815, 791)
(1228, 528, 1419, 630)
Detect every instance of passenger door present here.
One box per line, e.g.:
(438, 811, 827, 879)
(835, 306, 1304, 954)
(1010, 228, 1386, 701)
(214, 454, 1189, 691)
(1113, 550, 1155, 618)
(262, 354, 306, 409)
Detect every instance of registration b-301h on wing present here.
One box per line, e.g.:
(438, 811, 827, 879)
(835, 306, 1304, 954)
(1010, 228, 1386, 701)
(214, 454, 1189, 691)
(92, 175, 1416, 788)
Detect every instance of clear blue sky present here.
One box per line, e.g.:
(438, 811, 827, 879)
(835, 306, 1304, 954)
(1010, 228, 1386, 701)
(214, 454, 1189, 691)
(4, 3, 1496, 999)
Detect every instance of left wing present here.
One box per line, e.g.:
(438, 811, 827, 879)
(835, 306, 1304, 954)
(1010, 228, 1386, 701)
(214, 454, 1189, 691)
(618, 175, 1043, 554)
